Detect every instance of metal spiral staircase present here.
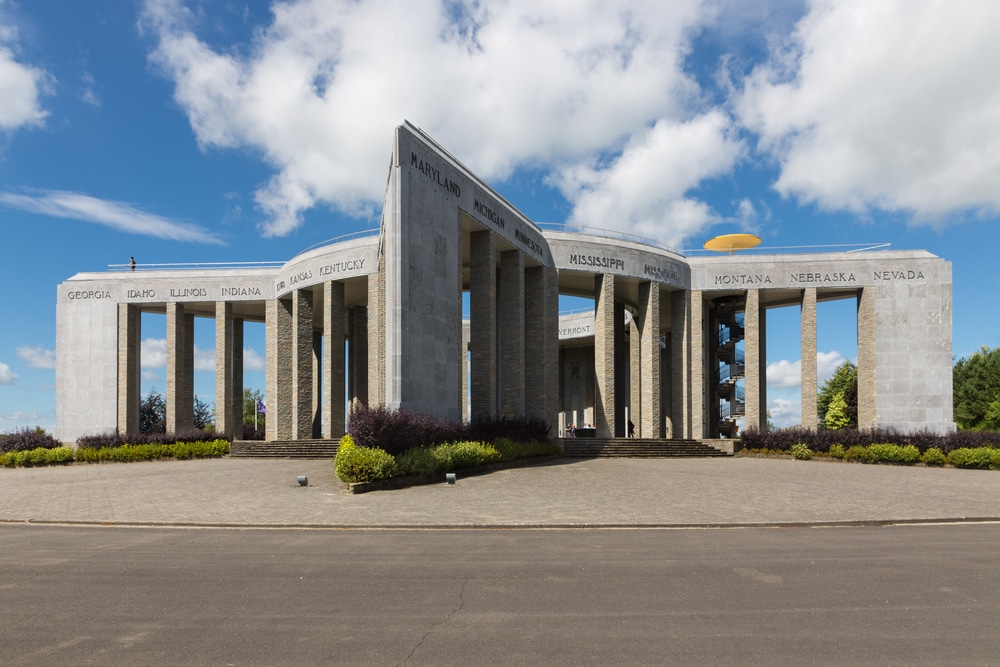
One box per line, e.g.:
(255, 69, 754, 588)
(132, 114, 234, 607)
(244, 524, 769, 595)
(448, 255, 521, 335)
(715, 301, 745, 438)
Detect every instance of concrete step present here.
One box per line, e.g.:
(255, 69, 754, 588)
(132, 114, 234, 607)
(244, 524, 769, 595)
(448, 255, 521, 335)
(231, 439, 340, 459)
(563, 438, 733, 458)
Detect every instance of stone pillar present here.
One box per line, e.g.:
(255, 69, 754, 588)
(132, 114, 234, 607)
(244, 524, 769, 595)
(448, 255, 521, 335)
(670, 291, 690, 439)
(499, 250, 525, 416)
(800, 288, 818, 430)
(367, 268, 386, 407)
(595, 274, 619, 438)
(232, 318, 244, 438)
(629, 314, 641, 433)
(265, 298, 293, 441)
(639, 281, 661, 438)
(690, 290, 704, 440)
(166, 302, 193, 433)
(312, 331, 322, 438)
(470, 231, 497, 419)
(857, 287, 877, 429)
(117, 303, 140, 435)
(323, 281, 346, 439)
(214, 301, 234, 439)
(525, 265, 559, 427)
(348, 306, 368, 410)
(292, 289, 314, 440)
(744, 289, 762, 432)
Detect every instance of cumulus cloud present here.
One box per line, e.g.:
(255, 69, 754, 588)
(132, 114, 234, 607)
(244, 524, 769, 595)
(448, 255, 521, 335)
(16, 346, 55, 369)
(0, 361, 16, 384)
(766, 358, 800, 388)
(735, 0, 1000, 223)
(767, 397, 800, 429)
(142, 338, 265, 372)
(243, 347, 265, 372)
(141, 0, 739, 244)
(0, 190, 225, 244)
(766, 350, 848, 389)
(555, 112, 744, 248)
(817, 350, 848, 384)
(0, 6, 50, 131)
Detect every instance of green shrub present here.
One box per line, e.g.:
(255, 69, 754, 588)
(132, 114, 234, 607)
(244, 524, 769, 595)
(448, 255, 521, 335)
(334, 435, 396, 483)
(790, 443, 812, 460)
(921, 447, 947, 466)
(844, 445, 870, 463)
(1, 451, 16, 467)
(947, 447, 997, 469)
(829, 444, 846, 459)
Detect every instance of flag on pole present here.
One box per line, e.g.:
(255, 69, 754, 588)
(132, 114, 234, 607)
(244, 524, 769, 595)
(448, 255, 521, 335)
(256, 399, 266, 414)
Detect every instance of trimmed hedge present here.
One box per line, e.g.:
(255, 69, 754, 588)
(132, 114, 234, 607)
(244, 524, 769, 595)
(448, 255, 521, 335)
(347, 405, 550, 456)
(76, 430, 224, 449)
(1, 440, 229, 467)
(0, 428, 62, 453)
(334, 433, 560, 484)
(947, 447, 1000, 470)
(334, 435, 396, 482)
(741, 427, 998, 455)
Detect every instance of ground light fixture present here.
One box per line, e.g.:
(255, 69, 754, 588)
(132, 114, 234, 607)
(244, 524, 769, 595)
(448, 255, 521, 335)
(297, 476, 308, 486)
(446, 473, 456, 485)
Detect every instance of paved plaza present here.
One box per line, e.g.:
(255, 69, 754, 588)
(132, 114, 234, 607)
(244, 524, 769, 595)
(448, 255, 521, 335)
(1, 456, 998, 528)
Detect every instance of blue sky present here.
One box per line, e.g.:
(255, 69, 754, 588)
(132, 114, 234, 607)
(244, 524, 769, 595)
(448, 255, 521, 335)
(1, 0, 999, 433)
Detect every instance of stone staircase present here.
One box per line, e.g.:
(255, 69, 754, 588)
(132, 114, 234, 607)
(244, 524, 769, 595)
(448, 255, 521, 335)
(562, 438, 733, 458)
(231, 439, 340, 459)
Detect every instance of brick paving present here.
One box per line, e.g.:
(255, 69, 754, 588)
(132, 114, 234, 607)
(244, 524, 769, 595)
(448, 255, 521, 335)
(1, 456, 998, 528)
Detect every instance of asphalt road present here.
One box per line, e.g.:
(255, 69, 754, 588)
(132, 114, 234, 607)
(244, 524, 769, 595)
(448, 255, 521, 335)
(2, 523, 998, 666)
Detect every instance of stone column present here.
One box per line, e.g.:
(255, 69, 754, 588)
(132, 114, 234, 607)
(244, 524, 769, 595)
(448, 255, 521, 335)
(470, 231, 497, 419)
(639, 281, 661, 438)
(670, 291, 690, 439)
(525, 265, 559, 426)
(800, 288, 818, 430)
(594, 274, 618, 438)
(367, 268, 386, 407)
(117, 303, 140, 435)
(232, 318, 244, 438)
(214, 301, 234, 439)
(265, 298, 293, 441)
(312, 331, 322, 438)
(348, 306, 368, 410)
(690, 290, 704, 440)
(323, 281, 346, 439)
(292, 289, 314, 440)
(629, 314, 641, 434)
(857, 287, 877, 429)
(166, 302, 193, 433)
(744, 289, 762, 432)
(499, 250, 525, 416)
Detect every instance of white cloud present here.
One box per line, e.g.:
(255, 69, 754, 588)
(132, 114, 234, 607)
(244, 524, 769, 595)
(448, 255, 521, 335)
(0, 6, 50, 131)
(816, 350, 848, 384)
(766, 358, 800, 388)
(0, 361, 16, 384)
(142, 337, 265, 372)
(0, 190, 225, 244)
(735, 0, 1000, 223)
(555, 112, 744, 249)
(766, 350, 848, 389)
(767, 397, 800, 429)
(141, 0, 738, 245)
(243, 347, 265, 372)
(16, 345, 55, 369)
(141, 338, 167, 368)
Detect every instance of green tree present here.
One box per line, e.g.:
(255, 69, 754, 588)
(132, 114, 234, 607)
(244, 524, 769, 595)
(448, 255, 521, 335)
(825, 392, 851, 430)
(818, 361, 857, 427)
(193, 396, 214, 431)
(953, 346, 1000, 430)
(140, 388, 166, 433)
(243, 388, 266, 429)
